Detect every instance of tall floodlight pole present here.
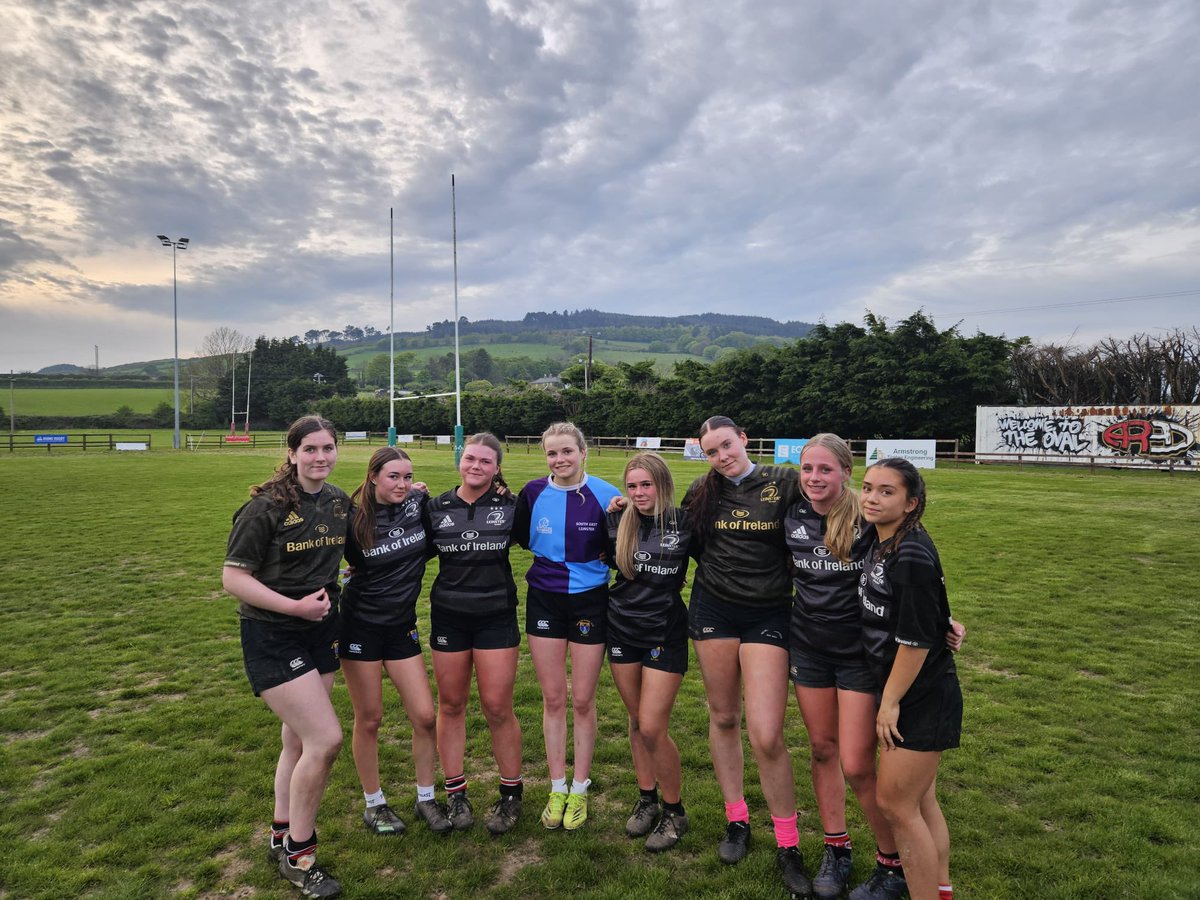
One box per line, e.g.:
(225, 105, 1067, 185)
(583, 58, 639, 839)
(451, 175, 463, 464)
(156, 235, 189, 449)
(388, 207, 397, 446)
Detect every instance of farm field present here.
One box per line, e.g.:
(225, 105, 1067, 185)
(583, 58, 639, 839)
(0, 448, 1196, 898)
(340, 340, 697, 375)
(8, 386, 174, 416)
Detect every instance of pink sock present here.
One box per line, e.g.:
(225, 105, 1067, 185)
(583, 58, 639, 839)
(724, 798, 749, 823)
(772, 813, 799, 848)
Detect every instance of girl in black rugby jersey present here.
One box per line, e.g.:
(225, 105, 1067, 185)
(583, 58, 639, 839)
(425, 433, 524, 836)
(223, 416, 347, 899)
(858, 459, 962, 900)
(604, 452, 695, 852)
(340, 447, 451, 837)
(682, 415, 810, 896)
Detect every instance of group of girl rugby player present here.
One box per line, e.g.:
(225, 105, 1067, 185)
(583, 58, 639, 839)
(224, 414, 964, 900)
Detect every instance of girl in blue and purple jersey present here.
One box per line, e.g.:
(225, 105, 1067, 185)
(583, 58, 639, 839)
(514, 422, 622, 831)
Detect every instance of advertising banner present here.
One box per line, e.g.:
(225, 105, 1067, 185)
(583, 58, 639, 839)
(773, 438, 808, 465)
(683, 438, 705, 460)
(975, 406, 1200, 469)
(866, 440, 937, 469)
(636, 437, 662, 449)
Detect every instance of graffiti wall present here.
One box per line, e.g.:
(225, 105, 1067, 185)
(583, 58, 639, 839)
(975, 406, 1200, 468)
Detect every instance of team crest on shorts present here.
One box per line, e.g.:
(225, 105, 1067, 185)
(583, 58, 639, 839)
(577, 619, 594, 636)
(409, 629, 420, 644)
(650, 646, 663, 660)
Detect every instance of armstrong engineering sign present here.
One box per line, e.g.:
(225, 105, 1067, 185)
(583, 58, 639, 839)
(976, 405, 1200, 469)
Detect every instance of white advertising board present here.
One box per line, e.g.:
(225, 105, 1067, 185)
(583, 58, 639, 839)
(866, 440, 937, 469)
(635, 437, 662, 449)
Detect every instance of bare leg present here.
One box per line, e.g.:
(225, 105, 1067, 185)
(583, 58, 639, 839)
(795, 684, 847, 832)
(529, 635, 568, 782)
(341, 659, 385, 794)
(474, 646, 522, 779)
(693, 639, 745, 804)
(636, 667, 685, 803)
(384, 655, 439, 789)
(261, 671, 342, 841)
(837, 687, 895, 852)
(609, 662, 656, 791)
(432, 649, 473, 779)
(876, 747, 943, 900)
(566, 641, 606, 783)
(739, 643, 795, 818)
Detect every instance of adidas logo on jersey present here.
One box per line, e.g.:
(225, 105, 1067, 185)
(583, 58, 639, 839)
(791, 526, 808, 540)
(437, 515, 454, 529)
(283, 511, 304, 527)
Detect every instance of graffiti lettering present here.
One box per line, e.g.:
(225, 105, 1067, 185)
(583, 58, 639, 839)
(1100, 418, 1196, 457)
(996, 415, 1089, 454)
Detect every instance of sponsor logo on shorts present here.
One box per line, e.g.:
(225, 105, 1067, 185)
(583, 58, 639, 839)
(289, 657, 304, 670)
(634, 550, 652, 562)
(790, 665, 798, 676)
(760, 484, 780, 502)
(577, 619, 594, 636)
(536, 516, 553, 534)
(611, 646, 623, 657)
(760, 629, 783, 641)
(702, 626, 715, 634)
(650, 646, 663, 660)
(283, 511, 304, 528)
(486, 509, 506, 526)
(436, 635, 448, 646)
(462, 530, 480, 540)
(388, 526, 405, 538)
(660, 533, 680, 550)
(348, 643, 363, 654)
(537, 619, 550, 630)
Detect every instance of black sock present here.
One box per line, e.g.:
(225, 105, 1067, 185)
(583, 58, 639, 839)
(663, 800, 685, 816)
(877, 850, 903, 875)
(640, 786, 659, 804)
(284, 832, 317, 860)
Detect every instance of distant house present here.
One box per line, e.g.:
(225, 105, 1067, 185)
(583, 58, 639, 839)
(530, 374, 565, 391)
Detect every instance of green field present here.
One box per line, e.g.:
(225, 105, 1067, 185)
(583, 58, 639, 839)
(340, 340, 698, 375)
(8, 387, 175, 416)
(0, 448, 1196, 898)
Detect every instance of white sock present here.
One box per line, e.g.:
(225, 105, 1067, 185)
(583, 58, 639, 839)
(364, 789, 386, 808)
(417, 784, 435, 803)
(570, 778, 591, 795)
(551, 777, 568, 794)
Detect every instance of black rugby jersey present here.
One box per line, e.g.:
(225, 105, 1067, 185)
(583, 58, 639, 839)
(683, 464, 799, 608)
(341, 492, 429, 626)
(785, 500, 876, 661)
(225, 485, 349, 629)
(858, 529, 955, 696)
(427, 487, 518, 615)
(605, 507, 694, 647)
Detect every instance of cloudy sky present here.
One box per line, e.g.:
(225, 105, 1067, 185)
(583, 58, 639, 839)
(2, 0, 1198, 372)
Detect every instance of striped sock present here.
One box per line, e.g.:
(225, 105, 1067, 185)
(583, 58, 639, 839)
(825, 831, 852, 858)
(938, 885, 953, 899)
(500, 775, 523, 798)
(445, 773, 467, 796)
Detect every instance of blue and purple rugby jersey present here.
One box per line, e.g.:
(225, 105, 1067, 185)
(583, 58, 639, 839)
(514, 474, 623, 594)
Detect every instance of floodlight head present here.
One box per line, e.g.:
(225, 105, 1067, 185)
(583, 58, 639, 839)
(178, 238, 190, 249)
(157, 234, 171, 245)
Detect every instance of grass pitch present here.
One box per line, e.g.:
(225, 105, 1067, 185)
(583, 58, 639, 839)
(0, 447, 1196, 898)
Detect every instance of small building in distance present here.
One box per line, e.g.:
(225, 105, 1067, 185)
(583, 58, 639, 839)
(530, 374, 565, 392)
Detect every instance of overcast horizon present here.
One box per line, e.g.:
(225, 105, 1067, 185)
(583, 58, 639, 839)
(3, 0, 1198, 372)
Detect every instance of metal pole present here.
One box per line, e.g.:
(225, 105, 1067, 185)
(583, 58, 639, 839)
(451, 175, 463, 463)
(172, 243, 180, 450)
(388, 207, 396, 446)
